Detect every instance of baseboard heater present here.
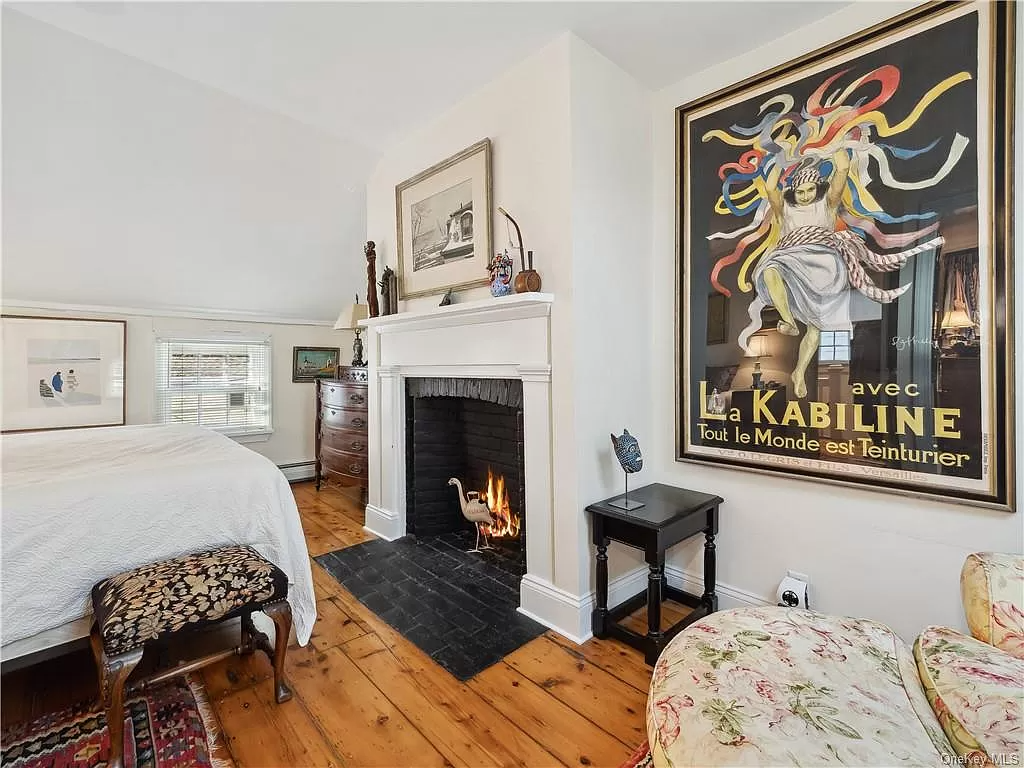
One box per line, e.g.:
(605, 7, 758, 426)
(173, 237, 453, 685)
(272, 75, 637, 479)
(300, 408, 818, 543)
(278, 461, 316, 483)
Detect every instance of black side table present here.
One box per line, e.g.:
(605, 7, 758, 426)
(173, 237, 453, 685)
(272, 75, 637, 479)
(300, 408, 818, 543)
(587, 483, 722, 665)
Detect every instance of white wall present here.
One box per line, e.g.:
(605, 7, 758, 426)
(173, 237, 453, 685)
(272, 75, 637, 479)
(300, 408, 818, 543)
(364, 37, 583, 598)
(364, 37, 574, 315)
(1, 304, 347, 466)
(364, 36, 656, 602)
(650, 2, 1024, 641)
(568, 38, 654, 593)
(2, 9, 367, 323)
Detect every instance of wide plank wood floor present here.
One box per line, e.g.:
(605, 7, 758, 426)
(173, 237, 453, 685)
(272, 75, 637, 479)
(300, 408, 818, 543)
(2, 481, 656, 767)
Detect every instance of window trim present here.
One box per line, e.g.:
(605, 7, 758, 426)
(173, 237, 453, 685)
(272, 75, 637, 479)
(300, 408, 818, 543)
(154, 335, 274, 439)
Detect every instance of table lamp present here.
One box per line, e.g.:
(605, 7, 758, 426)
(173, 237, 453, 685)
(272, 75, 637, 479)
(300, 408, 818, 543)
(746, 335, 770, 390)
(334, 295, 370, 367)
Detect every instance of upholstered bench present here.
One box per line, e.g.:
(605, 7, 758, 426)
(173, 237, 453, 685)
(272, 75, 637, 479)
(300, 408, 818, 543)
(91, 545, 293, 768)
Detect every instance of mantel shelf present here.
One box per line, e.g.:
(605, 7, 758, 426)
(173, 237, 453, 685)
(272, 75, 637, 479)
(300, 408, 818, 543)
(360, 293, 553, 334)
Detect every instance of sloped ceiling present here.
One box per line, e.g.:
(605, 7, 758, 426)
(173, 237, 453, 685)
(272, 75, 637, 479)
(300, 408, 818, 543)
(3, 1, 848, 319)
(9, 1, 848, 159)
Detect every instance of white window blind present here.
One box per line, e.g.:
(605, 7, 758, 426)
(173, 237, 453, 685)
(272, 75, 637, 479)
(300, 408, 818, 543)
(155, 337, 272, 436)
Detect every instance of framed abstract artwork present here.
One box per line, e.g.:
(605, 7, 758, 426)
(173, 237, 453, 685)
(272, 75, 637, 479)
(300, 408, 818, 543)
(1, 315, 127, 433)
(676, 2, 1015, 510)
(292, 346, 340, 383)
(395, 139, 492, 300)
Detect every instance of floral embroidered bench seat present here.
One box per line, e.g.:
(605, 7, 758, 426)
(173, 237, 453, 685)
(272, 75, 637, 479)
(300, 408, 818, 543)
(91, 545, 294, 768)
(92, 545, 289, 655)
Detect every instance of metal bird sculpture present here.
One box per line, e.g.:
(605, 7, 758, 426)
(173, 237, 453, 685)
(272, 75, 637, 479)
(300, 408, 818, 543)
(610, 429, 643, 473)
(449, 477, 494, 552)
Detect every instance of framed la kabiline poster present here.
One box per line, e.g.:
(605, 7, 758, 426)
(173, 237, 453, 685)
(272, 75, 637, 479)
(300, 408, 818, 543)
(676, 2, 1015, 510)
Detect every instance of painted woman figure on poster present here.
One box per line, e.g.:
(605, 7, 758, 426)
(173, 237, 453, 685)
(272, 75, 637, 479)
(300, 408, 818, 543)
(708, 65, 967, 397)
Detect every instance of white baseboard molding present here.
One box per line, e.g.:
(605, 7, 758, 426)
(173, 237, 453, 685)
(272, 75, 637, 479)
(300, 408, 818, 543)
(364, 504, 401, 541)
(518, 567, 657, 644)
(664, 564, 773, 610)
(279, 461, 316, 483)
(519, 575, 590, 643)
(525, 564, 773, 648)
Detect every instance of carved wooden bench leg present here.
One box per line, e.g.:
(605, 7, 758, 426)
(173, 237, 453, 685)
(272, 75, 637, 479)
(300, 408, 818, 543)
(264, 602, 293, 703)
(90, 625, 143, 768)
(240, 611, 257, 656)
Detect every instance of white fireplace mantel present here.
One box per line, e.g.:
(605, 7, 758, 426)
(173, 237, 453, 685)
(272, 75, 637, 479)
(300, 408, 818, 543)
(361, 292, 554, 334)
(361, 293, 562, 634)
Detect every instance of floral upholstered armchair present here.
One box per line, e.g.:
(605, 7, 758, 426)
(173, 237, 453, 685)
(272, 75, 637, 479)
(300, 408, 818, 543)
(647, 552, 1023, 767)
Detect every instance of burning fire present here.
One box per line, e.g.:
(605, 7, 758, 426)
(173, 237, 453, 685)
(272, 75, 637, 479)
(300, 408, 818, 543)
(480, 468, 520, 538)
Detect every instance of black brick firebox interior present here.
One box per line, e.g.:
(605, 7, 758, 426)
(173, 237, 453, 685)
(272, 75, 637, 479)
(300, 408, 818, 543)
(406, 378, 525, 562)
(315, 377, 545, 680)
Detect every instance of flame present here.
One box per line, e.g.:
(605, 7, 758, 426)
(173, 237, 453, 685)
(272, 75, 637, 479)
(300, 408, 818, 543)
(480, 468, 520, 538)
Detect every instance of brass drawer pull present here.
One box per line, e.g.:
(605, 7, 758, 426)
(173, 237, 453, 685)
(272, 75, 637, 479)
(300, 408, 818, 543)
(349, 393, 366, 405)
(351, 441, 364, 451)
(351, 417, 366, 428)
(348, 464, 363, 474)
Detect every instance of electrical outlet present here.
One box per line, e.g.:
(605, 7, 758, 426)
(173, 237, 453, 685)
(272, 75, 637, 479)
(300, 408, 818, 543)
(787, 570, 809, 583)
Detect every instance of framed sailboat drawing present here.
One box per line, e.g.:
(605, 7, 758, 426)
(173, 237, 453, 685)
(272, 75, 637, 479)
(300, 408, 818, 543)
(395, 139, 493, 300)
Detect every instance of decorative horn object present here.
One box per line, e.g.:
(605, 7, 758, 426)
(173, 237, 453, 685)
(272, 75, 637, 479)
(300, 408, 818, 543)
(498, 206, 542, 294)
(497, 206, 525, 271)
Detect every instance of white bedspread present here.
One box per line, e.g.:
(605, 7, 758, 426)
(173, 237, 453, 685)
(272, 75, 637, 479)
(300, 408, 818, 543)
(1, 424, 316, 649)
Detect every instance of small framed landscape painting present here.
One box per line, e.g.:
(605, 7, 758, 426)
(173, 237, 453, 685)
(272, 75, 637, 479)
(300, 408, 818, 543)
(395, 138, 492, 300)
(1, 315, 127, 433)
(292, 346, 340, 382)
(675, 2, 1015, 510)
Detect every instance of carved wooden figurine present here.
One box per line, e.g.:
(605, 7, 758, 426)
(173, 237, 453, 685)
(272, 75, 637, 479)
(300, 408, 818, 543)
(365, 241, 380, 318)
(378, 265, 396, 316)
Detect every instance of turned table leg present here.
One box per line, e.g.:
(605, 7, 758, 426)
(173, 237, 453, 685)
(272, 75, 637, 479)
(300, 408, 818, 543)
(591, 513, 609, 637)
(646, 551, 666, 660)
(593, 539, 610, 636)
(702, 527, 719, 612)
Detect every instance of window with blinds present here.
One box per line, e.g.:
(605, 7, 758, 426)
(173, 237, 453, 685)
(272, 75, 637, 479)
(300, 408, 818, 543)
(155, 338, 272, 436)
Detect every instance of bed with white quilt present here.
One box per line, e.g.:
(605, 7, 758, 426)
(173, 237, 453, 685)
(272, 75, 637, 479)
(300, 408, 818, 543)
(1, 424, 316, 662)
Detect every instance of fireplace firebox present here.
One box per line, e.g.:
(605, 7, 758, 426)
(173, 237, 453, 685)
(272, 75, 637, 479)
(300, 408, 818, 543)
(405, 378, 525, 568)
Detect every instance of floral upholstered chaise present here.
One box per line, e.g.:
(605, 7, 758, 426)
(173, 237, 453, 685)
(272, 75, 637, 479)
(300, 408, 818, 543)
(647, 553, 1023, 767)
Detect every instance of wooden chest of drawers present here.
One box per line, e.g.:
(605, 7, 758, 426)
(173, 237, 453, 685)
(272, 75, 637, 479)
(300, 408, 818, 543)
(315, 367, 368, 496)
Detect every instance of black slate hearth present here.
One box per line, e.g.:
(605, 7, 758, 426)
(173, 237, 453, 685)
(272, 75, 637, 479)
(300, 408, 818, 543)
(314, 535, 545, 680)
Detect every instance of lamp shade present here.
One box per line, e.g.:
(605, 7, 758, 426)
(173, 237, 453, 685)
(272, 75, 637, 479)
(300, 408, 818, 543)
(745, 335, 770, 358)
(334, 302, 369, 330)
(940, 307, 974, 329)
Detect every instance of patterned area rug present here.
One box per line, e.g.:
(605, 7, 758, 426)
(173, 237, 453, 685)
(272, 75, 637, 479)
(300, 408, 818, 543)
(1, 677, 222, 768)
(620, 741, 653, 768)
